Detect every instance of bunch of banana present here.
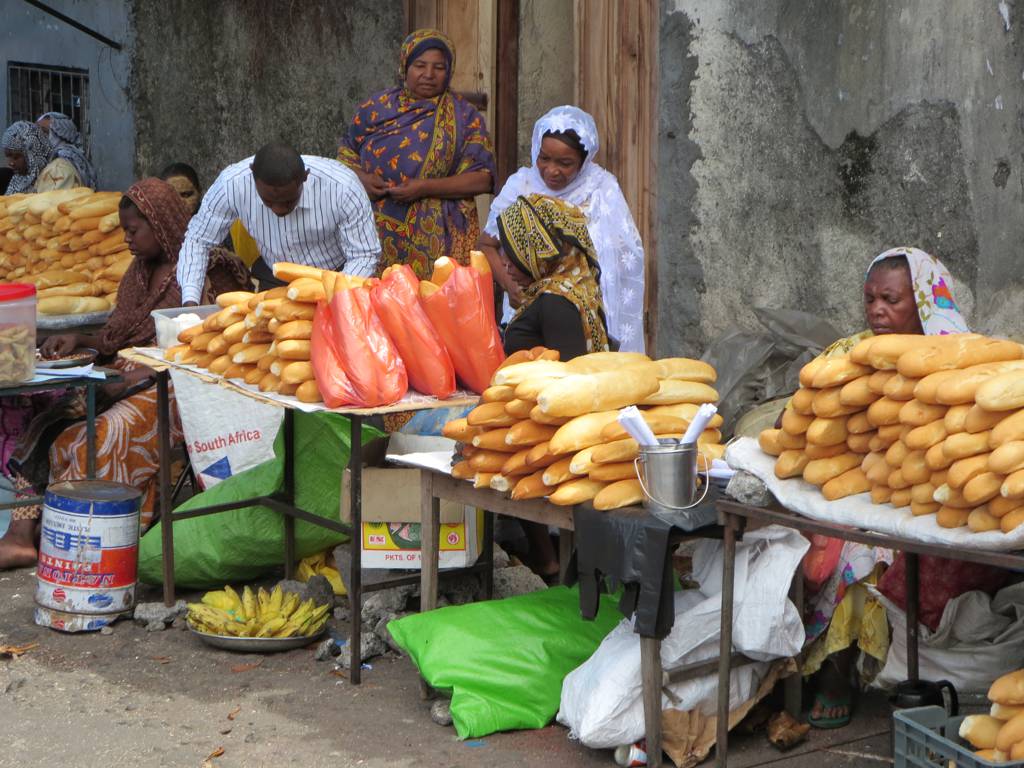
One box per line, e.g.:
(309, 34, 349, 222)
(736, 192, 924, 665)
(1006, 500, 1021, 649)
(187, 584, 331, 639)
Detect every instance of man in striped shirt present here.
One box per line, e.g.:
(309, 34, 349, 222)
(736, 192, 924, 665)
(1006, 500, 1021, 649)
(177, 142, 381, 304)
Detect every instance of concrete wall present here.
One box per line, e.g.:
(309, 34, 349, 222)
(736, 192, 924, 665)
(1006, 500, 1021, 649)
(516, 0, 576, 166)
(131, 0, 404, 193)
(656, 0, 1022, 357)
(1, 0, 134, 190)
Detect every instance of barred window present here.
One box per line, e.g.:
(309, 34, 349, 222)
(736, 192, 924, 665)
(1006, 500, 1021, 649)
(6, 62, 89, 147)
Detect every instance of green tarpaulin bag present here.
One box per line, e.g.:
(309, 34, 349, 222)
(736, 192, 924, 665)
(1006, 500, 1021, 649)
(138, 412, 381, 588)
(388, 586, 622, 739)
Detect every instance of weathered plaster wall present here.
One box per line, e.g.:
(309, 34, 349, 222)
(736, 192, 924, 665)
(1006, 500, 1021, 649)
(517, 0, 576, 166)
(131, 0, 404, 191)
(1, 0, 134, 190)
(657, 0, 1021, 356)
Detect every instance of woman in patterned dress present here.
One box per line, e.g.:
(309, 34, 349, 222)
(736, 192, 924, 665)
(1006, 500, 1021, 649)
(339, 28, 496, 277)
(0, 178, 248, 569)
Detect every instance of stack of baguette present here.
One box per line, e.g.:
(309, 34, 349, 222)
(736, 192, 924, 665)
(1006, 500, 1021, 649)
(163, 262, 331, 403)
(758, 332, 1024, 533)
(0, 188, 129, 314)
(442, 350, 723, 510)
(959, 668, 1024, 761)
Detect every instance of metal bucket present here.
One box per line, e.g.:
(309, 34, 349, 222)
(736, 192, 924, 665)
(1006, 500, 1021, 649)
(35, 480, 142, 632)
(635, 439, 710, 521)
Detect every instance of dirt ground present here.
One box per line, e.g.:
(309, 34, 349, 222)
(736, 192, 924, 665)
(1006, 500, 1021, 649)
(0, 563, 899, 768)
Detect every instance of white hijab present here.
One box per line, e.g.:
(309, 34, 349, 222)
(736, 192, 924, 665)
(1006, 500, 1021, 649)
(485, 106, 647, 352)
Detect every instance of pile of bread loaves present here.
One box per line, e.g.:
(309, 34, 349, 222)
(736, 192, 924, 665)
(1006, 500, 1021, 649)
(442, 349, 723, 510)
(164, 262, 332, 403)
(758, 333, 1024, 533)
(959, 668, 1024, 761)
(0, 189, 128, 314)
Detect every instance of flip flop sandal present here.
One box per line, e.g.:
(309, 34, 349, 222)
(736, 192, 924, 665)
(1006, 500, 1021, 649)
(808, 691, 852, 729)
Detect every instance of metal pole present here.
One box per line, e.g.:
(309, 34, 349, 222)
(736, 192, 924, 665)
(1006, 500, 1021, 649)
(905, 552, 920, 682)
(85, 381, 96, 478)
(349, 416, 363, 685)
(157, 371, 174, 607)
(715, 517, 738, 767)
(20, 0, 124, 50)
(282, 409, 296, 579)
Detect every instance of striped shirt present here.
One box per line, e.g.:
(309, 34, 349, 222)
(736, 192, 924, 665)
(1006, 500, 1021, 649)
(177, 155, 381, 303)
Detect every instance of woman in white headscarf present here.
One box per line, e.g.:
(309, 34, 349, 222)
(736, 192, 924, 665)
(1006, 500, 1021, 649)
(37, 112, 95, 188)
(477, 105, 647, 353)
(2, 121, 80, 194)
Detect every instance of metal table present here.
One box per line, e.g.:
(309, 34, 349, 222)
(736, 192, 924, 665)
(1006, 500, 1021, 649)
(0, 367, 120, 510)
(714, 499, 1024, 767)
(125, 349, 477, 684)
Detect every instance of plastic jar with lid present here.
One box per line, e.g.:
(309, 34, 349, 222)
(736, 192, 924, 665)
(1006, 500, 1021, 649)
(0, 283, 37, 386)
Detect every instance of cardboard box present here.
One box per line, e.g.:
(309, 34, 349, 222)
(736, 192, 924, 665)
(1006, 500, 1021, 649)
(341, 468, 482, 570)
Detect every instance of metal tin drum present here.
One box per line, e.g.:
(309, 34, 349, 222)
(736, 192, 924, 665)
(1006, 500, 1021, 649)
(34, 480, 142, 632)
(635, 439, 712, 530)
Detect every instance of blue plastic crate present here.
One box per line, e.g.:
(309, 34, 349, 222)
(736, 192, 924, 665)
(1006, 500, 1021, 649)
(893, 706, 1024, 768)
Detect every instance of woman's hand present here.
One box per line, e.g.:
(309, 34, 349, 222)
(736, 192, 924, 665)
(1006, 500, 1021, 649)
(40, 333, 81, 358)
(356, 170, 389, 201)
(387, 178, 426, 204)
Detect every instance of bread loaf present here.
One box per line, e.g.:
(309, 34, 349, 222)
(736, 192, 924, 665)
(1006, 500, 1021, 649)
(537, 369, 662, 417)
(504, 398, 535, 419)
(473, 472, 496, 489)
(592, 435, 677, 465)
(989, 496, 1024, 518)
(640, 379, 720, 406)
(528, 404, 570, 426)
(930, 469, 949, 488)
(839, 376, 879, 407)
(208, 355, 232, 375)
(593, 479, 644, 510)
(471, 428, 514, 452)
(977, 371, 1024, 412)
(782, 409, 814, 435)
(989, 441, 1024, 475)
(846, 432, 874, 454)
(866, 334, 929, 370)
(911, 500, 941, 516)
(271, 262, 324, 283)
(811, 387, 861, 418)
(991, 410, 1024, 448)
(810, 357, 872, 388)
(902, 451, 930, 484)
(871, 485, 893, 504)
(1001, 469, 1024, 500)
(885, 440, 909, 467)
(847, 412, 874, 435)
(481, 385, 516, 403)
(775, 450, 811, 479)
(897, 335, 1019, 378)
(883, 373, 920, 401)
(866, 457, 894, 485)
(991, 703, 1024, 720)
(542, 457, 577, 486)
(964, 472, 1005, 505)
(867, 397, 902, 427)
(601, 414, 689, 442)
(232, 343, 272, 365)
(525, 441, 566, 470)
(943, 430, 992, 460)
(1002, 507, 1024, 532)
(451, 460, 474, 480)
(758, 429, 784, 456)
(549, 411, 620, 454)
(286, 277, 326, 303)
(887, 468, 912, 490)
(934, 483, 974, 509)
(467, 402, 517, 428)
(968, 507, 1001, 532)
(911, 482, 936, 505)
(948, 454, 991, 490)
(36, 296, 110, 315)
(274, 319, 314, 342)
(803, 453, 862, 486)
(216, 290, 255, 308)
(936, 360, 1024, 405)
(925, 440, 955, 471)
(442, 417, 481, 443)
(244, 367, 265, 385)
(822, 467, 870, 500)
(904, 420, 947, 451)
(963, 404, 1006, 435)
(648, 357, 716, 383)
(944, 404, 972, 435)
(868, 370, 897, 394)
(806, 442, 848, 460)
(890, 489, 912, 508)
(548, 478, 606, 506)
(257, 371, 280, 391)
(589, 461, 637, 483)
(207, 335, 231, 357)
(914, 369, 963, 405)
(792, 388, 816, 415)
(937, 506, 971, 528)
(959, 715, 1004, 749)
(806, 417, 849, 447)
(469, 450, 511, 473)
(568, 446, 599, 475)
(272, 299, 315, 323)
(849, 335, 878, 365)
(510, 470, 553, 501)
(898, 400, 948, 427)
(500, 448, 534, 476)
(645, 403, 724, 428)
(563, 351, 651, 374)
(995, 711, 1024, 751)
(798, 358, 827, 388)
(493, 360, 569, 386)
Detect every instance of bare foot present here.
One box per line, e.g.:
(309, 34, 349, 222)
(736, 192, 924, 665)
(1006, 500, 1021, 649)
(0, 518, 39, 570)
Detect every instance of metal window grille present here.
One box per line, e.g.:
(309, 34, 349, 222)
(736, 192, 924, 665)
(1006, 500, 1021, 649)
(6, 62, 89, 148)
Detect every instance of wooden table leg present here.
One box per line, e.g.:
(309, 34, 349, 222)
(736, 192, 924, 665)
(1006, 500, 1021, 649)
(348, 416, 363, 685)
(419, 469, 441, 700)
(157, 371, 175, 607)
(558, 528, 574, 584)
(641, 636, 664, 768)
(716, 515, 738, 767)
(282, 409, 296, 579)
(481, 509, 494, 600)
(784, 567, 804, 717)
(905, 552, 920, 682)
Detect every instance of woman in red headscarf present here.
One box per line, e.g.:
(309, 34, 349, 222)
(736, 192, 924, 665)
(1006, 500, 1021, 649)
(0, 178, 249, 569)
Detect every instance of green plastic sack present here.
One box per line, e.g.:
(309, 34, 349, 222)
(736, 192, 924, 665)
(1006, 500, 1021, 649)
(388, 586, 622, 739)
(138, 412, 382, 588)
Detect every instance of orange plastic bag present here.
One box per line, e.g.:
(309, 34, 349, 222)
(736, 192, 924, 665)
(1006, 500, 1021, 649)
(801, 534, 843, 591)
(370, 265, 456, 398)
(420, 263, 505, 394)
(329, 285, 408, 407)
(310, 301, 358, 409)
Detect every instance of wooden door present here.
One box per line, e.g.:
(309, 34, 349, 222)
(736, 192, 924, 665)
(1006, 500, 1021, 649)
(575, 0, 659, 350)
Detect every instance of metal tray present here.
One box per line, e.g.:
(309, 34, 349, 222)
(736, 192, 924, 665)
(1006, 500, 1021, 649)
(36, 348, 98, 369)
(188, 622, 326, 653)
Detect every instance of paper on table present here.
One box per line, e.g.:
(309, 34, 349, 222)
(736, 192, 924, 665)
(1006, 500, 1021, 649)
(29, 364, 105, 382)
(385, 451, 455, 475)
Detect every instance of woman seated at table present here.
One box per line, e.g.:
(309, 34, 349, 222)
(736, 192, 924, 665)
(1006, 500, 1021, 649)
(37, 112, 95, 189)
(2, 121, 81, 194)
(338, 28, 496, 277)
(0, 177, 249, 570)
(477, 106, 646, 352)
(494, 194, 607, 581)
(800, 246, 974, 728)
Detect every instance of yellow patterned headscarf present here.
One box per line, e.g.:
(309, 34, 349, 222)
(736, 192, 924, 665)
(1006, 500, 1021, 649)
(399, 29, 455, 91)
(497, 194, 609, 353)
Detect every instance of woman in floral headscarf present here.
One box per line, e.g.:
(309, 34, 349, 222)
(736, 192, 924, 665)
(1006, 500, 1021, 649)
(2, 120, 81, 193)
(37, 112, 95, 188)
(339, 28, 496, 277)
(0, 178, 248, 570)
(478, 106, 646, 352)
